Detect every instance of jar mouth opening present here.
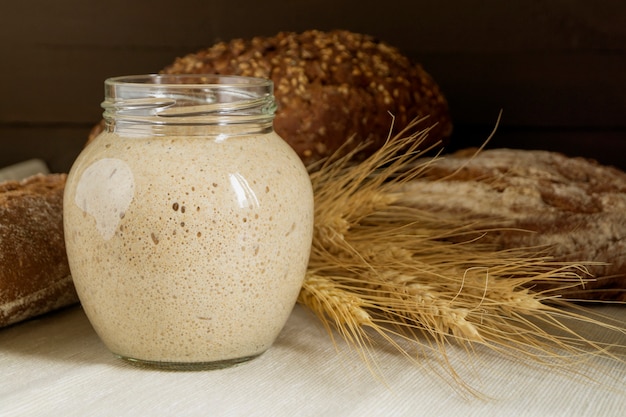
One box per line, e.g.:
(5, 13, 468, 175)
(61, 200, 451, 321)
(105, 74, 273, 90)
(102, 74, 277, 134)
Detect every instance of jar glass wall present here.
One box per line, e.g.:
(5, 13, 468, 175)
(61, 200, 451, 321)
(63, 74, 314, 370)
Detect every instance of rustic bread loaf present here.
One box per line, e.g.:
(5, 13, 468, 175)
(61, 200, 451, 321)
(89, 30, 452, 166)
(23, 149, 618, 314)
(0, 174, 78, 327)
(398, 148, 626, 301)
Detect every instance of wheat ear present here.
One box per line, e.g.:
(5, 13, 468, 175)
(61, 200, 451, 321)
(298, 118, 625, 390)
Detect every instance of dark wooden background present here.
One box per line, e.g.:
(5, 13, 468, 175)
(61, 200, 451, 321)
(1, 0, 625, 172)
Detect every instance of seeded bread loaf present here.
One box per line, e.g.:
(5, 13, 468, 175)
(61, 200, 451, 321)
(398, 148, 626, 301)
(89, 30, 452, 166)
(0, 174, 78, 327)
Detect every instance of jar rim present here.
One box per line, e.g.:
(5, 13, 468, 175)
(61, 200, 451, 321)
(105, 74, 273, 90)
(102, 74, 277, 135)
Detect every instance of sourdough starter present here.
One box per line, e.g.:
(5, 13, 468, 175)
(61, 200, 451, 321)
(64, 131, 314, 367)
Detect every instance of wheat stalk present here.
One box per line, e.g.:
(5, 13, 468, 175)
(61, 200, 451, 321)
(297, 117, 625, 391)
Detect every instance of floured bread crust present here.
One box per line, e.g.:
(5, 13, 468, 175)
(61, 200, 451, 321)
(0, 174, 78, 327)
(399, 148, 626, 301)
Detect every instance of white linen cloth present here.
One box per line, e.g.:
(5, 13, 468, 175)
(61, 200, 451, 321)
(0, 304, 624, 417)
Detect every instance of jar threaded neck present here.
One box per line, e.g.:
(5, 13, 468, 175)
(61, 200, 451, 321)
(102, 74, 277, 136)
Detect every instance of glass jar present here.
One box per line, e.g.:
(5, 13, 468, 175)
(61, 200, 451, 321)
(64, 74, 314, 370)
